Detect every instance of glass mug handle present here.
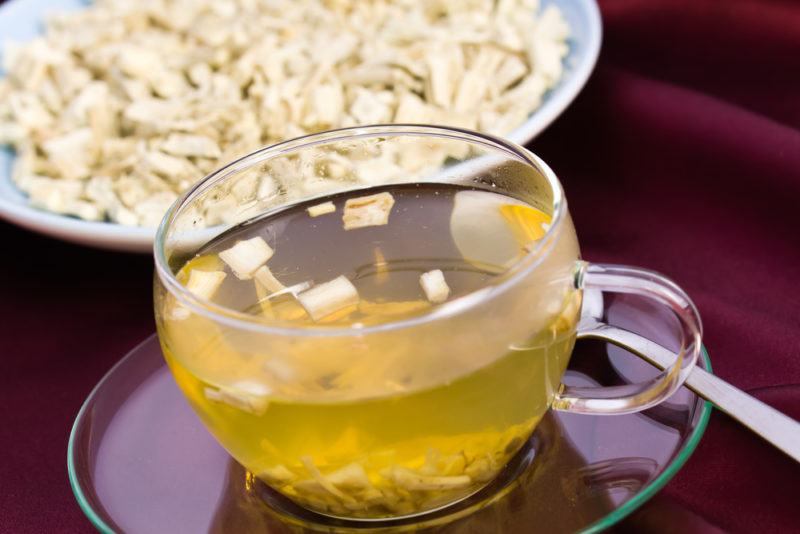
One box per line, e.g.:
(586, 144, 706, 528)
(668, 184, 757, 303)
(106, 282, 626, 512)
(552, 262, 703, 415)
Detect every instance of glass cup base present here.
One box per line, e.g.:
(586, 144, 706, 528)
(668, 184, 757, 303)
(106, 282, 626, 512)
(251, 432, 542, 529)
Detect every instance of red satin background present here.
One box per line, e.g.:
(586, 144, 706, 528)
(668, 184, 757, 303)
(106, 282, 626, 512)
(1, 0, 798, 532)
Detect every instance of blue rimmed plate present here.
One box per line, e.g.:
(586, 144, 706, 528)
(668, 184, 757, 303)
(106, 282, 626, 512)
(0, 0, 601, 252)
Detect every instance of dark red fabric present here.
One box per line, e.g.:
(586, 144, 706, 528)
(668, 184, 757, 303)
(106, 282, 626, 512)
(1, 0, 799, 532)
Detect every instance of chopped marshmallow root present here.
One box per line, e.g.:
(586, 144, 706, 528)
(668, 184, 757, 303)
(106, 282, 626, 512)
(300, 456, 354, 502)
(326, 463, 372, 490)
(342, 192, 395, 230)
(297, 275, 359, 321)
(218, 236, 274, 279)
(254, 265, 286, 293)
(384, 466, 472, 491)
(185, 269, 226, 301)
(0, 0, 569, 229)
(259, 464, 297, 485)
(307, 201, 336, 217)
(203, 380, 271, 415)
(420, 269, 450, 304)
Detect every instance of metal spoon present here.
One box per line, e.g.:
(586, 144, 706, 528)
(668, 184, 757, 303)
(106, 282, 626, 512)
(578, 290, 800, 463)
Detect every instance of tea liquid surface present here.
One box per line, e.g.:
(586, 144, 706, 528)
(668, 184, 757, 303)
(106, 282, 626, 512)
(191, 183, 550, 323)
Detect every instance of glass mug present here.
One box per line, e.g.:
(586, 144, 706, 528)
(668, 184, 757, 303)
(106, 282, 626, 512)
(154, 125, 701, 521)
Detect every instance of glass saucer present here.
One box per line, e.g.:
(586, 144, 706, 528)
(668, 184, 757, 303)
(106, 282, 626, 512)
(69, 333, 711, 533)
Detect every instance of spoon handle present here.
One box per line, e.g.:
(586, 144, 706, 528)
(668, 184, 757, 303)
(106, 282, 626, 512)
(578, 324, 800, 463)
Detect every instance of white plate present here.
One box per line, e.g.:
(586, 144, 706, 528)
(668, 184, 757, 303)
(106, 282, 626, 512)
(0, 0, 601, 253)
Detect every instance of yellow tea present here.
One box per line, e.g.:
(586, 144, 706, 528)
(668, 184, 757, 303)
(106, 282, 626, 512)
(157, 183, 580, 518)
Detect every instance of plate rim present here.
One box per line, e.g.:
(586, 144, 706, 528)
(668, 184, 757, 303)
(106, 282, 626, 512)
(1, 0, 602, 253)
(67, 335, 712, 534)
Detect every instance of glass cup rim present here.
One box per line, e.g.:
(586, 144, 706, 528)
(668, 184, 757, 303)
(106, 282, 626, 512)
(154, 124, 567, 338)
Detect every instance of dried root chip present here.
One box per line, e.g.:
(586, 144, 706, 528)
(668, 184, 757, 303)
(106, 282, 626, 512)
(160, 133, 221, 159)
(185, 269, 226, 301)
(203, 380, 271, 415)
(342, 192, 395, 230)
(464, 456, 498, 483)
(306, 201, 336, 217)
(383, 466, 472, 491)
(300, 456, 354, 503)
(259, 464, 297, 486)
(218, 236, 274, 279)
(420, 449, 468, 477)
(420, 269, 450, 304)
(326, 463, 372, 490)
(297, 275, 359, 321)
(253, 265, 286, 293)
